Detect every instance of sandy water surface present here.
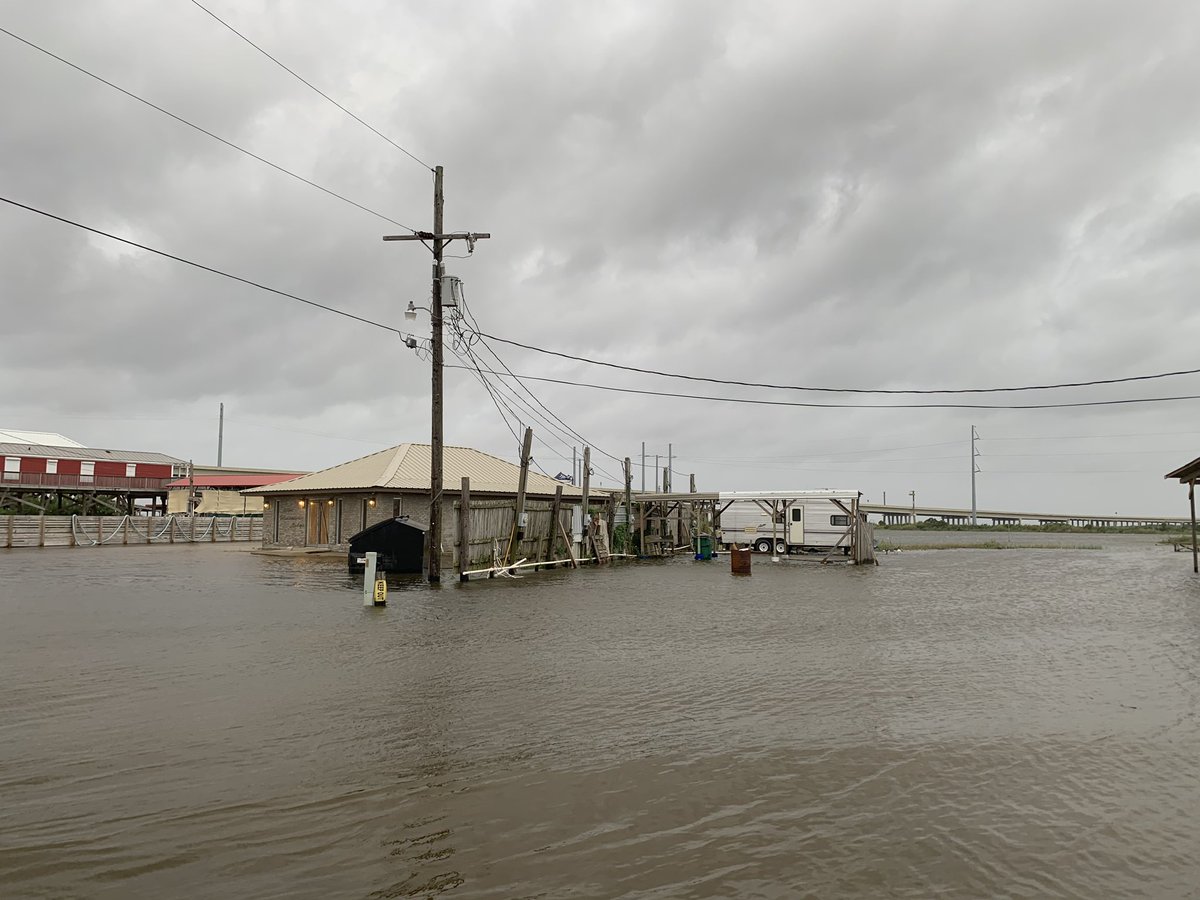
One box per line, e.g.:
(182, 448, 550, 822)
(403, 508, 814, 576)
(1, 538, 1198, 898)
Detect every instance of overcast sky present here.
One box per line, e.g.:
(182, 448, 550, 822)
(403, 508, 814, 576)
(3, 0, 1200, 516)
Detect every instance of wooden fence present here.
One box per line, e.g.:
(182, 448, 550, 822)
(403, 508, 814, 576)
(2, 515, 261, 549)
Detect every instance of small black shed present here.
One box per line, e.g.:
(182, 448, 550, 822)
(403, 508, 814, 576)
(347, 516, 428, 574)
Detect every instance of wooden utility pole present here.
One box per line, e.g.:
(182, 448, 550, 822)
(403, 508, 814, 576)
(547, 485, 564, 560)
(383, 166, 489, 583)
(581, 447, 591, 557)
(623, 457, 632, 554)
(507, 426, 533, 563)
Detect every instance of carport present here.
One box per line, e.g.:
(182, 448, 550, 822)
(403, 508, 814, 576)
(1164, 456, 1200, 573)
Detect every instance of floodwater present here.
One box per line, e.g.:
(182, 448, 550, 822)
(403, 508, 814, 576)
(1, 537, 1198, 899)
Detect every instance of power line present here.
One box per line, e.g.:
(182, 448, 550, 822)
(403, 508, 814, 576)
(445, 361, 1200, 410)
(475, 330, 1200, 396)
(1, 195, 405, 335)
(188, 0, 433, 172)
(0, 25, 418, 233)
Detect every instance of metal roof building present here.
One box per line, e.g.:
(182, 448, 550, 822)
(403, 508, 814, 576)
(245, 443, 590, 554)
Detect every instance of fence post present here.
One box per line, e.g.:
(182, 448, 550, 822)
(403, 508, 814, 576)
(39, 514, 45, 548)
(458, 477, 471, 582)
(5, 515, 12, 549)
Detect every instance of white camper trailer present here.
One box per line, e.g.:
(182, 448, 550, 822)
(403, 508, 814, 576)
(715, 490, 872, 557)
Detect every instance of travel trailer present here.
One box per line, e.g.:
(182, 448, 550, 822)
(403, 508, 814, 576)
(715, 490, 872, 556)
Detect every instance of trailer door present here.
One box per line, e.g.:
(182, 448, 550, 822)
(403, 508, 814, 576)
(787, 505, 804, 545)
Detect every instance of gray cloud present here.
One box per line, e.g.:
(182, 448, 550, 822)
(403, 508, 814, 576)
(3, 0, 1200, 514)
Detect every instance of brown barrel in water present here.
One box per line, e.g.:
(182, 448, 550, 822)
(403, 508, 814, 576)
(730, 545, 752, 575)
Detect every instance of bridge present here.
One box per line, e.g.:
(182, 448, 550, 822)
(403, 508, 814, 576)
(861, 503, 1187, 528)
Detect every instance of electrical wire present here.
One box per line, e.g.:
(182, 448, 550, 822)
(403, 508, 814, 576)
(0, 26, 418, 233)
(474, 330, 1200, 396)
(0, 195, 406, 334)
(456, 288, 615, 459)
(188, 0, 433, 172)
(443, 361, 1200, 410)
(452, 287, 622, 476)
(451, 341, 619, 481)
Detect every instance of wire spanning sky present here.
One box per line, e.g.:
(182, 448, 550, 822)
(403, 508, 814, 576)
(2, 1, 1199, 515)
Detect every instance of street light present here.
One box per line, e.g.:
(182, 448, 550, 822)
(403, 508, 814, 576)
(405, 300, 429, 322)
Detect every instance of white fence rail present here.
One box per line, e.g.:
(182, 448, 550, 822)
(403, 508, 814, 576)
(2, 515, 261, 549)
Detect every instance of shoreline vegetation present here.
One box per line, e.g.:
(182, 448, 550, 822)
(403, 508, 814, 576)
(877, 540, 1103, 552)
(874, 521, 1179, 535)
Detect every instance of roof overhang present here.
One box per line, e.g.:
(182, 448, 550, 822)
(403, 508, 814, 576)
(1165, 456, 1200, 483)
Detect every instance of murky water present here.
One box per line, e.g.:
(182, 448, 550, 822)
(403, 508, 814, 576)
(2, 538, 1198, 898)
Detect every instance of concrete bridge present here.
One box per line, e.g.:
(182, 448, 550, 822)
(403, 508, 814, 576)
(861, 504, 1187, 528)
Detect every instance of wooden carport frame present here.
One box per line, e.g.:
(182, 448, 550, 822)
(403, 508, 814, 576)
(1164, 456, 1200, 573)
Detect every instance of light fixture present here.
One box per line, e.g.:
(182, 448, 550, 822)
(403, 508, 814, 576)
(368, 497, 376, 508)
(327, 499, 335, 506)
(263, 499, 270, 508)
(298, 499, 306, 508)
(405, 301, 418, 321)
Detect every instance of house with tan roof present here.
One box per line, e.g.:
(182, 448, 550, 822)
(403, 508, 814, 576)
(243, 443, 603, 570)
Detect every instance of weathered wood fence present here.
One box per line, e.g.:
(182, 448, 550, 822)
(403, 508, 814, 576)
(2, 515, 261, 549)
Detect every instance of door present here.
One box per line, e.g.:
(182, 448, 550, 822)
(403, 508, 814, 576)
(787, 505, 804, 545)
(306, 500, 330, 546)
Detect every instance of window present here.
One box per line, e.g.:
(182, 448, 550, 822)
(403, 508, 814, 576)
(81, 461, 95, 483)
(790, 508, 803, 523)
(3, 457, 19, 480)
(46, 459, 57, 474)
(125, 463, 137, 478)
(830, 515, 850, 527)
(393, 497, 402, 517)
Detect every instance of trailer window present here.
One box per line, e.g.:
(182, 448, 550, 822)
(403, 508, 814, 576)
(790, 508, 803, 523)
(830, 515, 850, 527)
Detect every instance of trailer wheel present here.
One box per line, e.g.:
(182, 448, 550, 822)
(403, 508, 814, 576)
(775, 540, 787, 555)
(753, 538, 772, 553)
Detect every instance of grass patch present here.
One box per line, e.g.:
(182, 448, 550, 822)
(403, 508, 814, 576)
(877, 540, 1103, 551)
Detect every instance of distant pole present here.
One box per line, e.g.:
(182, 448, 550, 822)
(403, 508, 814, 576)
(641, 442, 645, 493)
(572, 446, 577, 486)
(910, 489, 916, 525)
(970, 425, 978, 527)
(187, 459, 194, 517)
(217, 402, 224, 468)
(655, 455, 660, 492)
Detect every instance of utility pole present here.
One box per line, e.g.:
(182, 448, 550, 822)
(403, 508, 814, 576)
(641, 441, 645, 493)
(217, 402, 224, 467)
(910, 490, 916, 525)
(971, 425, 980, 527)
(383, 166, 489, 583)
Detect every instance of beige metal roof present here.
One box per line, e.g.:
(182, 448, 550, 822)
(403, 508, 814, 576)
(0, 442, 185, 465)
(243, 444, 586, 497)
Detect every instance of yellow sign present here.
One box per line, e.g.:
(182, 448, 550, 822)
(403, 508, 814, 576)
(373, 579, 387, 604)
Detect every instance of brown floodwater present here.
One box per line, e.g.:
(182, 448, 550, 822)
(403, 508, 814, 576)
(1, 537, 1198, 898)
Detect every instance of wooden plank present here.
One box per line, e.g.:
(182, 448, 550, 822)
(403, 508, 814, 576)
(458, 477, 471, 582)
